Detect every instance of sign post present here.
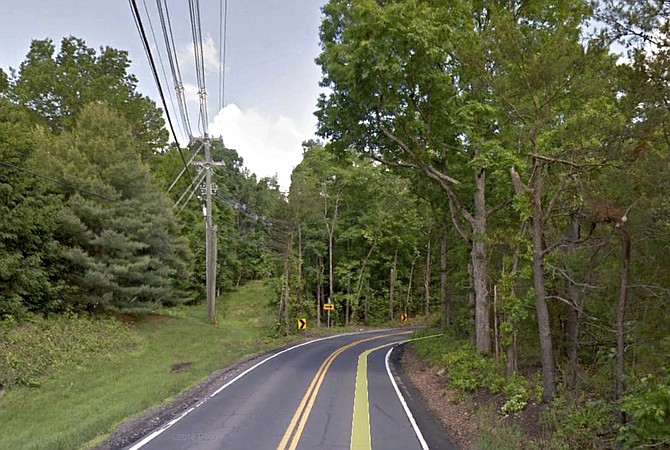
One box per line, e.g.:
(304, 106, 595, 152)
(323, 301, 334, 328)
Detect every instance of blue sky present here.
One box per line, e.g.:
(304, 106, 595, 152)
(0, 0, 328, 190)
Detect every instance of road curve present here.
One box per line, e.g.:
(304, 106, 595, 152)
(123, 330, 455, 450)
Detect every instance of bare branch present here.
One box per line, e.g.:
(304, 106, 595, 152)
(487, 197, 513, 218)
(546, 262, 605, 290)
(509, 166, 528, 195)
(379, 125, 462, 185)
(449, 199, 470, 243)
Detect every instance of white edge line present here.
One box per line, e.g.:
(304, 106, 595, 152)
(385, 345, 430, 450)
(127, 329, 391, 450)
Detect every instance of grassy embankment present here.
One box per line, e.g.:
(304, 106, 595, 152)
(0, 281, 296, 449)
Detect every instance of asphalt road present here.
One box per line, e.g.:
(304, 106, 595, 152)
(124, 330, 456, 450)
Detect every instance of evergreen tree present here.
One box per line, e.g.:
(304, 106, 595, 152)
(34, 103, 191, 314)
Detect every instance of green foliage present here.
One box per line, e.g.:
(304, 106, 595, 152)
(619, 372, 670, 448)
(541, 395, 616, 449)
(412, 331, 536, 415)
(8, 36, 168, 155)
(0, 313, 140, 387)
(441, 345, 504, 393)
(31, 103, 193, 314)
(0, 98, 66, 319)
(501, 375, 530, 415)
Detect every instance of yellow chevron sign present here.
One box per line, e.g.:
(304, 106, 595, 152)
(297, 318, 307, 331)
(400, 313, 408, 322)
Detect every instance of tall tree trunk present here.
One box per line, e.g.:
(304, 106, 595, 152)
(278, 229, 294, 335)
(564, 212, 581, 389)
(354, 244, 376, 321)
(316, 256, 323, 327)
(346, 272, 351, 326)
(616, 225, 631, 417)
(440, 223, 449, 330)
(529, 157, 556, 402)
(472, 168, 491, 353)
(468, 259, 476, 346)
(424, 238, 432, 316)
(297, 223, 302, 312)
(507, 252, 520, 376)
(390, 249, 398, 320)
(407, 254, 418, 316)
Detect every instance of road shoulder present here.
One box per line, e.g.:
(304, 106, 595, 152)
(394, 343, 479, 450)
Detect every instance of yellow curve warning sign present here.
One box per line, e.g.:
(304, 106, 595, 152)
(297, 318, 307, 331)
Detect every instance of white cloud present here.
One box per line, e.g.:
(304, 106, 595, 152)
(178, 34, 222, 74)
(209, 104, 308, 191)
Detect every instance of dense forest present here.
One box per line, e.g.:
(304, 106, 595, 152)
(1, 0, 669, 447)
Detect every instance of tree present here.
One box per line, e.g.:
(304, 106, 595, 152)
(33, 103, 191, 314)
(9, 36, 168, 157)
(317, 0, 507, 352)
(0, 98, 64, 317)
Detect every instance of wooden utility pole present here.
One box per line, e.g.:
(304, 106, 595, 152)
(194, 136, 224, 323)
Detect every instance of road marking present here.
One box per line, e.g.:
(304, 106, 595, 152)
(385, 346, 429, 450)
(277, 332, 410, 450)
(127, 329, 395, 450)
(385, 334, 443, 450)
(350, 347, 374, 450)
(350, 333, 443, 450)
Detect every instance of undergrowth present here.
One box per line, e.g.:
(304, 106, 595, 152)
(0, 314, 141, 387)
(410, 328, 635, 449)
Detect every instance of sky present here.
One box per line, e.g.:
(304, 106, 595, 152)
(0, 0, 328, 191)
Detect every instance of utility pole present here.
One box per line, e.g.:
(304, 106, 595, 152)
(193, 136, 224, 323)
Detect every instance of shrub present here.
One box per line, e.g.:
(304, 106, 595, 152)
(541, 395, 616, 449)
(619, 372, 670, 448)
(501, 375, 530, 414)
(413, 330, 533, 415)
(0, 314, 141, 387)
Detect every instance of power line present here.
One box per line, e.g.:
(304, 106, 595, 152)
(213, 191, 272, 226)
(128, 0, 180, 145)
(130, 0, 199, 209)
(188, 0, 209, 134)
(156, 0, 193, 140)
(140, 0, 186, 141)
(219, 0, 229, 113)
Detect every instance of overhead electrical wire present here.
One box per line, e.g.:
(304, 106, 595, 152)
(140, 0, 186, 141)
(188, 0, 209, 135)
(156, 0, 193, 140)
(218, 0, 228, 113)
(128, 0, 180, 145)
(213, 192, 272, 226)
(130, 0, 200, 209)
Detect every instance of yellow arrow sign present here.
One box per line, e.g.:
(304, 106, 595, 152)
(323, 303, 334, 311)
(400, 313, 408, 322)
(297, 318, 307, 331)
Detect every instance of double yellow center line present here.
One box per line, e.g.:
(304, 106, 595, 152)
(276, 332, 409, 450)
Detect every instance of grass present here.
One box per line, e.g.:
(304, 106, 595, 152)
(0, 280, 294, 450)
